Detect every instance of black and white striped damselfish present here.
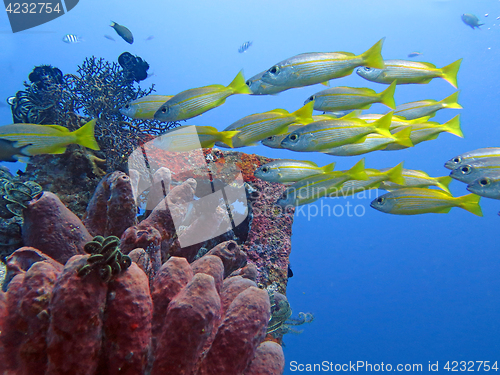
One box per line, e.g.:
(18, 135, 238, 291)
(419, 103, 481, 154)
(238, 41, 252, 53)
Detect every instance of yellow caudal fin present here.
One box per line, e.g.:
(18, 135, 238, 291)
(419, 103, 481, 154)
(72, 119, 100, 150)
(321, 162, 336, 173)
(385, 162, 405, 185)
(457, 193, 483, 216)
(440, 91, 463, 109)
(436, 176, 453, 194)
(392, 127, 413, 148)
(372, 111, 393, 138)
(440, 58, 462, 89)
(443, 115, 463, 138)
(347, 158, 369, 181)
(228, 70, 252, 95)
(292, 101, 315, 124)
(218, 130, 240, 148)
(360, 38, 385, 69)
(379, 80, 397, 109)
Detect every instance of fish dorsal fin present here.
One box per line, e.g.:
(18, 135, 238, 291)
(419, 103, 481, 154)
(300, 160, 319, 167)
(337, 51, 355, 57)
(45, 124, 70, 133)
(267, 109, 289, 115)
(340, 110, 362, 119)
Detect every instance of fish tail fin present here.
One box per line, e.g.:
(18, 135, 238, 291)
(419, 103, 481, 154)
(440, 91, 463, 109)
(73, 119, 100, 150)
(443, 115, 463, 138)
(292, 101, 314, 124)
(379, 80, 397, 109)
(218, 131, 239, 148)
(110, 21, 116, 27)
(457, 193, 483, 216)
(386, 162, 405, 185)
(372, 111, 393, 137)
(322, 162, 336, 173)
(348, 158, 369, 181)
(228, 70, 252, 94)
(392, 127, 413, 148)
(360, 38, 385, 69)
(440, 59, 462, 88)
(436, 176, 453, 194)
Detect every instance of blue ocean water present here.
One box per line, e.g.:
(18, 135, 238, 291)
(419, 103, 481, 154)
(1, 0, 499, 373)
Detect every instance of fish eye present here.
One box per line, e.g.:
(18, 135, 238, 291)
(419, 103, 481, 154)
(269, 66, 279, 74)
(262, 167, 269, 173)
(290, 134, 298, 141)
(309, 96, 315, 101)
(161, 107, 167, 113)
(376, 197, 384, 204)
(453, 157, 461, 163)
(461, 166, 471, 174)
(266, 136, 274, 140)
(245, 80, 251, 86)
(124, 104, 130, 109)
(479, 178, 489, 186)
(364, 67, 372, 71)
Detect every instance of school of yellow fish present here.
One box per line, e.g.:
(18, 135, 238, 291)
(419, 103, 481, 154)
(4, 37, 500, 216)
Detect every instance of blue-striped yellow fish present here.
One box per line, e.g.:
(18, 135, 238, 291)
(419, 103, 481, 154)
(220, 102, 314, 148)
(393, 91, 462, 120)
(254, 159, 335, 183)
(445, 148, 500, 170)
(329, 163, 404, 198)
(450, 157, 500, 184)
(305, 80, 396, 112)
(281, 112, 393, 152)
(260, 38, 385, 89)
(0, 119, 99, 156)
(356, 59, 462, 88)
(277, 159, 369, 207)
(371, 188, 482, 216)
(154, 71, 251, 122)
(152, 125, 239, 152)
(379, 169, 452, 194)
(120, 95, 174, 119)
(467, 173, 500, 200)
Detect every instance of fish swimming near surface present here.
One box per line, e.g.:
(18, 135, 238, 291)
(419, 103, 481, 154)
(370, 188, 482, 216)
(110, 21, 134, 44)
(238, 41, 252, 53)
(462, 13, 484, 29)
(407, 52, 422, 58)
(305, 80, 397, 112)
(276, 159, 368, 207)
(281, 112, 393, 152)
(254, 159, 336, 183)
(260, 38, 386, 89)
(0, 119, 100, 156)
(0, 139, 32, 162)
(356, 59, 462, 88)
(219, 101, 314, 148)
(379, 168, 453, 194)
(152, 125, 239, 151)
(393, 91, 462, 120)
(449, 157, 500, 184)
(120, 95, 174, 119)
(62, 34, 83, 43)
(444, 147, 500, 170)
(154, 71, 251, 122)
(466, 173, 500, 199)
(104, 35, 116, 41)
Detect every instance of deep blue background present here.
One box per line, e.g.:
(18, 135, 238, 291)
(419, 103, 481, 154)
(1, 0, 499, 373)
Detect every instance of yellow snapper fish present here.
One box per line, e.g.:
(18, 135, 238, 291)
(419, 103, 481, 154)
(219, 101, 314, 148)
(356, 58, 462, 88)
(370, 188, 482, 216)
(379, 169, 452, 194)
(254, 159, 336, 183)
(0, 119, 100, 156)
(245, 71, 288, 95)
(329, 163, 405, 197)
(466, 173, 500, 200)
(449, 157, 500, 184)
(152, 125, 239, 152)
(281, 112, 393, 152)
(323, 127, 413, 156)
(154, 71, 251, 122)
(444, 147, 500, 170)
(305, 80, 397, 112)
(277, 159, 369, 207)
(384, 115, 462, 151)
(120, 95, 174, 119)
(393, 91, 462, 120)
(260, 38, 385, 89)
